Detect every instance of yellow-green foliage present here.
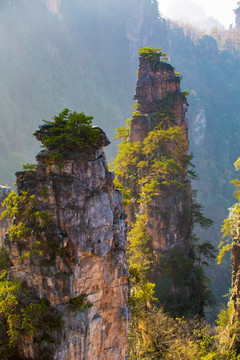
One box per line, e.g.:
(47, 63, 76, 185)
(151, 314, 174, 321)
(113, 140, 142, 204)
(113, 90, 213, 317)
(142, 126, 189, 165)
(113, 86, 192, 209)
(22, 163, 37, 172)
(139, 126, 190, 203)
(113, 178, 131, 206)
(128, 213, 156, 308)
(1, 190, 51, 239)
(0, 190, 53, 258)
(128, 213, 153, 279)
(128, 304, 240, 360)
(138, 47, 168, 63)
(0, 279, 63, 358)
(113, 123, 190, 205)
(0, 250, 63, 359)
(218, 157, 240, 264)
(113, 140, 142, 179)
(114, 117, 131, 141)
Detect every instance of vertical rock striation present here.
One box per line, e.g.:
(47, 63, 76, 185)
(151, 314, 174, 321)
(112, 49, 201, 315)
(130, 50, 192, 256)
(226, 211, 240, 350)
(3, 126, 128, 359)
(231, 238, 240, 324)
(0, 185, 12, 247)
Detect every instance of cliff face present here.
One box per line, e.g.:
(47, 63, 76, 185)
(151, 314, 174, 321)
(130, 57, 188, 143)
(112, 49, 209, 317)
(126, 0, 146, 60)
(125, 0, 157, 60)
(225, 216, 240, 351)
(0, 185, 11, 246)
(130, 51, 192, 255)
(231, 240, 240, 325)
(3, 127, 128, 359)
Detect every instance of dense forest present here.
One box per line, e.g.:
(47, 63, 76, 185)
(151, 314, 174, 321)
(1, 0, 240, 358)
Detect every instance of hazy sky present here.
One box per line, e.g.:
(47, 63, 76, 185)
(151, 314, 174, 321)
(158, 0, 237, 28)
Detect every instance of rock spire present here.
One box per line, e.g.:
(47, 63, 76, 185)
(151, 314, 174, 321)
(130, 49, 191, 255)
(1, 120, 128, 359)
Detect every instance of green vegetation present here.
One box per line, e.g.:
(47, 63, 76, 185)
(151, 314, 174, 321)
(22, 163, 37, 172)
(0, 186, 67, 258)
(138, 46, 168, 63)
(70, 295, 93, 312)
(215, 157, 240, 352)
(113, 81, 214, 315)
(0, 248, 11, 273)
(39, 185, 49, 199)
(139, 126, 191, 203)
(128, 213, 156, 310)
(0, 190, 53, 258)
(0, 0, 240, 355)
(37, 109, 100, 167)
(127, 154, 240, 359)
(0, 2, 239, 311)
(218, 158, 240, 264)
(128, 305, 240, 360)
(155, 243, 215, 318)
(0, 249, 63, 359)
(112, 63, 221, 357)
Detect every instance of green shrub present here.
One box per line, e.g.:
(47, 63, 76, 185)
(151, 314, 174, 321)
(70, 295, 92, 312)
(0, 273, 63, 358)
(0, 248, 11, 273)
(0, 190, 54, 258)
(36, 108, 100, 167)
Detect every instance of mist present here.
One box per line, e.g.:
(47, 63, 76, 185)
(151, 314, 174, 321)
(161, 0, 224, 32)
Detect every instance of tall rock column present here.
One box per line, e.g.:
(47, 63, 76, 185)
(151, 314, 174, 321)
(114, 48, 201, 316)
(130, 49, 192, 255)
(2, 122, 128, 359)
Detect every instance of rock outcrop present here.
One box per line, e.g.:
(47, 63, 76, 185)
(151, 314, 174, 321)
(2, 126, 128, 359)
(130, 50, 192, 255)
(112, 49, 200, 315)
(227, 217, 240, 350)
(231, 240, 240, 324)
(0, 185, 12, 246)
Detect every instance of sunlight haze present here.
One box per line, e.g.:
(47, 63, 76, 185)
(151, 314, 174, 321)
(158, 0, 237, 29)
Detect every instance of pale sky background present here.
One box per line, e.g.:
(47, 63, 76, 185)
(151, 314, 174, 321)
(158, 0, 238, 29)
